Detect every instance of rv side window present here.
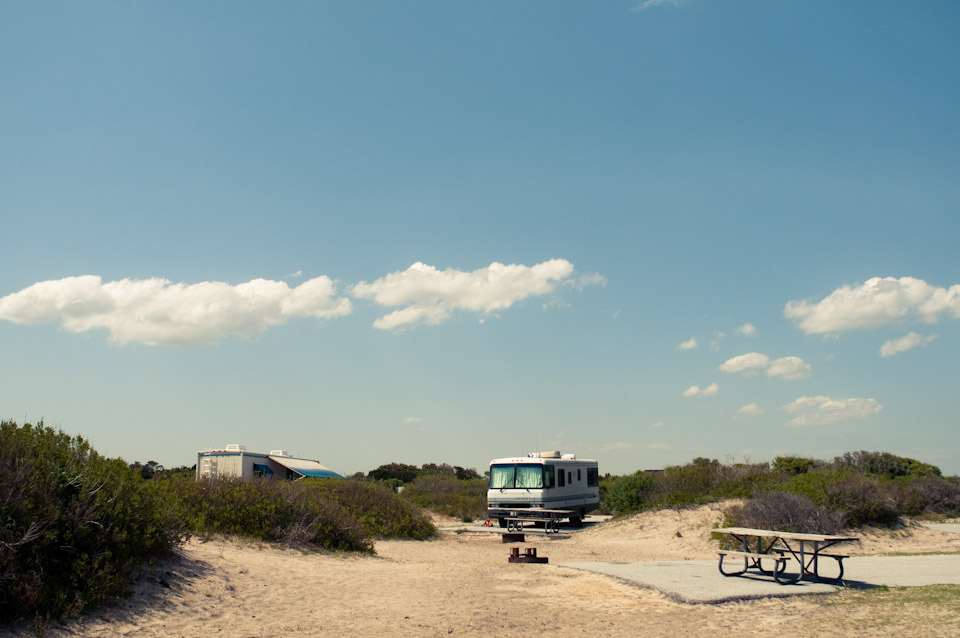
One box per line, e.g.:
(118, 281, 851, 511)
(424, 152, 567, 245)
(587, 467, 599, 487)
(578, 469, 581, 482)
(567, 471, 572, 484)
(544, 465, 555, 488)
(558, 468, 565, 487)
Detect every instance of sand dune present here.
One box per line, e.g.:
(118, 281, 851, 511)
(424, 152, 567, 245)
(21, 503, 960, 637)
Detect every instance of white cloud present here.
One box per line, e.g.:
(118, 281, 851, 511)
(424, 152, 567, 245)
(403, 416, 423, 424)
(719, 352, 811, 380)
(565, 272, 608, 291)
(718, 352, 770, 374)
(0, 275, 352, 346)
(631, 0, 682, 11)
(738, 403, 765, 416)
(650, 421, 664, 429)
(683, 382, 719, 397)
(782, 395, 883, 426)
(766, 356, 812, 380)
(677, 337, 698, 351)
(785, 276, 960, 335)
(879, 332, 938, 357)
(351, 259, 578, 330)
(735, 323, 757, 337)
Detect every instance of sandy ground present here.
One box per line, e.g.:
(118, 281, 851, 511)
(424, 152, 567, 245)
(24, 503, 960, 637)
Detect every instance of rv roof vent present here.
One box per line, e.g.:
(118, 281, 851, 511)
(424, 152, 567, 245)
(270, 450, 292, 457)
(561, 453, 576, 459)
(225, 444, 247, 451)
(539, 450, 562, 458)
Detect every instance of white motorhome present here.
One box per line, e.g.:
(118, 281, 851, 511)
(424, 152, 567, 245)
(487, 451, 599, 526)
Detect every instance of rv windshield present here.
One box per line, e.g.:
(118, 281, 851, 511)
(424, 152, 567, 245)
(489, 464, 544, 489)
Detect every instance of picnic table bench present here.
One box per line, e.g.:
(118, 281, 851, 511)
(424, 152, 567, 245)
(714, 527, 859, 584)
(495, 509, 572, 534)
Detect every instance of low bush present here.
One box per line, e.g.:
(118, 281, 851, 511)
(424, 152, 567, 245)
(601, 452, 959, 529)
(309, 478, 436, 539)
(0, 421, 182, 625)
(824, 474, 900, 528)
(894, 477, 960, 516)
(167, 475, 376, 551)
(722, 491, 844, 535)
(602, 471, 655, 516)
(833, 451, 941, 479)
(772, 456, 816, 475)
(399, 475, 487, 521)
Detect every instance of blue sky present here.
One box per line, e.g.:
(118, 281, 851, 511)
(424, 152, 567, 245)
(2, 1, 959, 476)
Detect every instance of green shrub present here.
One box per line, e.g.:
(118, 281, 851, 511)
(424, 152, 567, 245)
(781, 468, 844, 506)
(772, 456, 816, 475)
(309, 479, 435, 540)
(651, 461, 780, 509)
(400, 475, 487, 520)
(367, 462, 421, 483)
(169, 475, 435, 548)
(601, 452, 957, 526)
(833, 451, 941, 479)
(0, 421, 182, 625)
(602, 471, 655, 515)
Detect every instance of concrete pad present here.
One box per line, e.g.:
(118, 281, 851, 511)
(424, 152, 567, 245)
(846, 554, 960, 587)
(559, 554, 960, 604)
(559, 560, 836, 604)
(923, 522, 960, 533)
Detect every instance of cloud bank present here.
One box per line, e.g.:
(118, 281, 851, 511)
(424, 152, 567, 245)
(785, 276, 960, 335)
(351, 259, 578, 330)
(0, 275, 352, 346)
(0, 259, 596, 344)
(782, 395, 882, 426)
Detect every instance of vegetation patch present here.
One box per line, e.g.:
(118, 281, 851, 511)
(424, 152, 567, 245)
(400, 475, 487, 521)
(1, 422, 438, 627)
(600, 452, 960, 533)
(0, 421, 182, 625)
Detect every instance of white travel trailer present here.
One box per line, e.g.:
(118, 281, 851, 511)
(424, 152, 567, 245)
(487, 451, 599, 527)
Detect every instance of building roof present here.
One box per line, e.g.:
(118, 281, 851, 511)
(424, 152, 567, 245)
(269, 455, 343, 478)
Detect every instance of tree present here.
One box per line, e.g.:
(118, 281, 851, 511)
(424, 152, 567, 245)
(368, 462, 421, 483)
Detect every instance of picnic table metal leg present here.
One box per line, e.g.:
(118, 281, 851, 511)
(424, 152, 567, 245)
(773, 560, 803, 584)
(718, 553, 747, 576)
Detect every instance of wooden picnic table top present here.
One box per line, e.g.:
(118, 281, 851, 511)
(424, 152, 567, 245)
(714, 527, 859, 543)
(493, 508, 573, 515)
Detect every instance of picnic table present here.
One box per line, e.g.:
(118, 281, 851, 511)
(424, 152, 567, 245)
(714, 527, 859, 584)
(493, 508, 572, 534)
